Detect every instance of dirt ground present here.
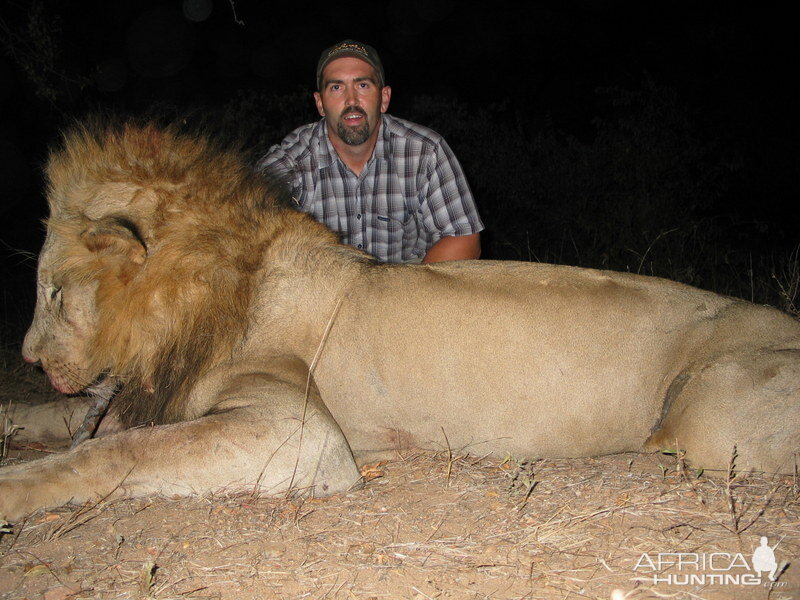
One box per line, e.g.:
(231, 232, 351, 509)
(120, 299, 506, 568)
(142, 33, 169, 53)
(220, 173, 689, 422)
(1, 362, 798, 600)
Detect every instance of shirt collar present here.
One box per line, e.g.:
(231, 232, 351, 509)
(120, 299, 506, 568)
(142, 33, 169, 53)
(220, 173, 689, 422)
(373, 114, 390, 162)
(316, 120, 337, 170)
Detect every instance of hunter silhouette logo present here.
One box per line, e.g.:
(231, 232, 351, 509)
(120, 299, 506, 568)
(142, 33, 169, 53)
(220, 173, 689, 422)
(752, 536, 779, 581)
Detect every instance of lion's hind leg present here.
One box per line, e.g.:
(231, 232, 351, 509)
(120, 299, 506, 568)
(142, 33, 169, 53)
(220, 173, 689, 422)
(645, 348, 800, 475)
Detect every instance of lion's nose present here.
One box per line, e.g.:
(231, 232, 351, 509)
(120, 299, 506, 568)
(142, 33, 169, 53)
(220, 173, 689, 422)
(22, 330, 40, 364)
(22, 349, 40, 365)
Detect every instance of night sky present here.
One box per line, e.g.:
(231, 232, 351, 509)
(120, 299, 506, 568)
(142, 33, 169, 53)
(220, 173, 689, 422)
(3, 2, 794, 124)
(0, 1, 798, 320)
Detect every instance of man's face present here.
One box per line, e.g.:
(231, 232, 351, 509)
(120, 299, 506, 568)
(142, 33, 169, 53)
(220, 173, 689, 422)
(314, 57, 391, 147)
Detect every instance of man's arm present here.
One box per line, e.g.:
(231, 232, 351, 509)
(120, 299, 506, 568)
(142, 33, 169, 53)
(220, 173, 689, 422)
(422, 233, 481, 263)
(256, 124, 318, 196)
(416, 135, 484, 264)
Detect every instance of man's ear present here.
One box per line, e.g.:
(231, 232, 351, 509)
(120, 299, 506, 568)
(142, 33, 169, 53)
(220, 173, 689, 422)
(81, 217, 147, 265)
(314, 91, 325, 117)
(381, 85, 391, 113)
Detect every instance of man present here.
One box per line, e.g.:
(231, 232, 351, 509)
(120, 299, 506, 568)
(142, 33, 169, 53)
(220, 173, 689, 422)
(257, 40, 483, 263)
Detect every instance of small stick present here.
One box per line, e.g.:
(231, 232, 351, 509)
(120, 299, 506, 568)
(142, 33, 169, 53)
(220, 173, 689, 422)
(70, 387, 114, 448)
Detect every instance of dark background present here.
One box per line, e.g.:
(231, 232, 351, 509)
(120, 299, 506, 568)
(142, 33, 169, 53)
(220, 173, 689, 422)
(1, 1, 798, 343)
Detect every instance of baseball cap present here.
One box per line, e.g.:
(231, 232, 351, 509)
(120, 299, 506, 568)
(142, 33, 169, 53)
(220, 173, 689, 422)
(316, 39, 385, 90)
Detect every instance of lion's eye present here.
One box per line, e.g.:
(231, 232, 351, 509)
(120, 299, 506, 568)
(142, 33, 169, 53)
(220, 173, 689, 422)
(49, 286, 62, 303)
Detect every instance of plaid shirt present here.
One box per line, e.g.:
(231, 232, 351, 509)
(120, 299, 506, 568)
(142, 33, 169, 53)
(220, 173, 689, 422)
(257, 114, 484, 263)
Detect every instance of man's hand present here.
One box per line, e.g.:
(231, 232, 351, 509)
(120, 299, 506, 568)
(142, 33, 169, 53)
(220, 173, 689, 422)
(422, 233, 481, 263)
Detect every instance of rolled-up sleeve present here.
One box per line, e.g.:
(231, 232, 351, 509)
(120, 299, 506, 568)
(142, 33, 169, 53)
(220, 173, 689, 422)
(417, 138, 484, 242)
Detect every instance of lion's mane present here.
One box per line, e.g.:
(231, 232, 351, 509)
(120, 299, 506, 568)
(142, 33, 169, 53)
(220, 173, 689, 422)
(45, 117, 338, 426)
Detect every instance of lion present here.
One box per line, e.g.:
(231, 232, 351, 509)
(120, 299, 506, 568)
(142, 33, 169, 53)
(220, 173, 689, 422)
(1, 118, 799, 522)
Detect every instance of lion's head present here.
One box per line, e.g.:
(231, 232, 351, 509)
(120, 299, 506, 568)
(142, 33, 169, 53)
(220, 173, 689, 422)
(22, 117, 331, 425)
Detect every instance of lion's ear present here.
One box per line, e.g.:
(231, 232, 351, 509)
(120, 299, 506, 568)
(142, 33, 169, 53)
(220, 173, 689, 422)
(81, 218, 147, 265)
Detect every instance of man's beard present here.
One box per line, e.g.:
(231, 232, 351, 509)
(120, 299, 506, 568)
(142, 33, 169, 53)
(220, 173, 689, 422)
(336, 107, 371, 146)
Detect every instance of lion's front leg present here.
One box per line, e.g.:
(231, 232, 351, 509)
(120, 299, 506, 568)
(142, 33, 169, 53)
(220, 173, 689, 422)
(3, 397, 120, 445)
(0, 394, 360, 522)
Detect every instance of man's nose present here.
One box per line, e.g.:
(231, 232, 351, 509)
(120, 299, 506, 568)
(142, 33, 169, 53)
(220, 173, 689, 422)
(344, 85, 358, 105)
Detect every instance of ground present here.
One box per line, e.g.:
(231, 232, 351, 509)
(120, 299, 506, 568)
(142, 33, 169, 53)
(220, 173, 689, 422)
(1, 360, 798, 600)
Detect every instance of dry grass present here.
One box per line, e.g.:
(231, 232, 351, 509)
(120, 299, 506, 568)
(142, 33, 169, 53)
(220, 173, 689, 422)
(1, 348, 798, 599)
(0, 401, 21, 466)
(772, 245, 800, 317)
(2, 449, 798, 600)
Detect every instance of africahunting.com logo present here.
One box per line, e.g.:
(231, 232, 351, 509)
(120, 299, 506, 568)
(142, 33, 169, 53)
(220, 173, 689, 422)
(633, 536, 787, 587)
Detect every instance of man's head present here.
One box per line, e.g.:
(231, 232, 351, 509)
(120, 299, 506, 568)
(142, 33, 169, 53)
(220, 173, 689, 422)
(316, 40, 384, 91)
(314, 40, 391, 148)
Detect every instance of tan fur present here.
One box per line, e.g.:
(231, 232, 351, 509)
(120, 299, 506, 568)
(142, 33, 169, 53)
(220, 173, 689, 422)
(2, 118, 798, 521)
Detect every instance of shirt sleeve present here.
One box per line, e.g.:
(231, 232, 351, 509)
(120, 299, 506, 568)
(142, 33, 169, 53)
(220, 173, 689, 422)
(256, 143, 300, 193)
(417, 138, 484, 243)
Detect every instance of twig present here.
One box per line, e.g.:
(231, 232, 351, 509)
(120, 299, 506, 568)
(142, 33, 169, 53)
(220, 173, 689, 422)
(70, 384, 115, 448)
(441, 427, 453, 487)
(287, 297, 344, 496)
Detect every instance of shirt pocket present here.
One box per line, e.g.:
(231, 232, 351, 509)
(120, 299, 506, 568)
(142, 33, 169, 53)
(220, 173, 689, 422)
(375, 212, 414, 234)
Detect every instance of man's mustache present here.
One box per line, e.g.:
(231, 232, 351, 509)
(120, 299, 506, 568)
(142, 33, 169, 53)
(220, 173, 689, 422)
(340, 106, 367, 118)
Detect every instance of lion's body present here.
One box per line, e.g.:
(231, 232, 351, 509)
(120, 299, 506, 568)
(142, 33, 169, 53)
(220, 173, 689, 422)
(1, 119, 798, 521)
(311, 262, 799, 464)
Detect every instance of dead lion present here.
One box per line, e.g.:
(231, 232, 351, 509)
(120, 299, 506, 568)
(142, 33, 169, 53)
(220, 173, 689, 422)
(1, 118, 799, 522)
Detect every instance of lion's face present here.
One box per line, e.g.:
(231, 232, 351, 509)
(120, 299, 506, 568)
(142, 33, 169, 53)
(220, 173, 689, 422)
(23, 232, 103, 394)
(22, 207, 149, 395)
(21, 119, 289, 421)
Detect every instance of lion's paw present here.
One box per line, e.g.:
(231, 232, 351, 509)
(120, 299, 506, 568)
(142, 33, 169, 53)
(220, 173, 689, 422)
(0, 459, 86, 522)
